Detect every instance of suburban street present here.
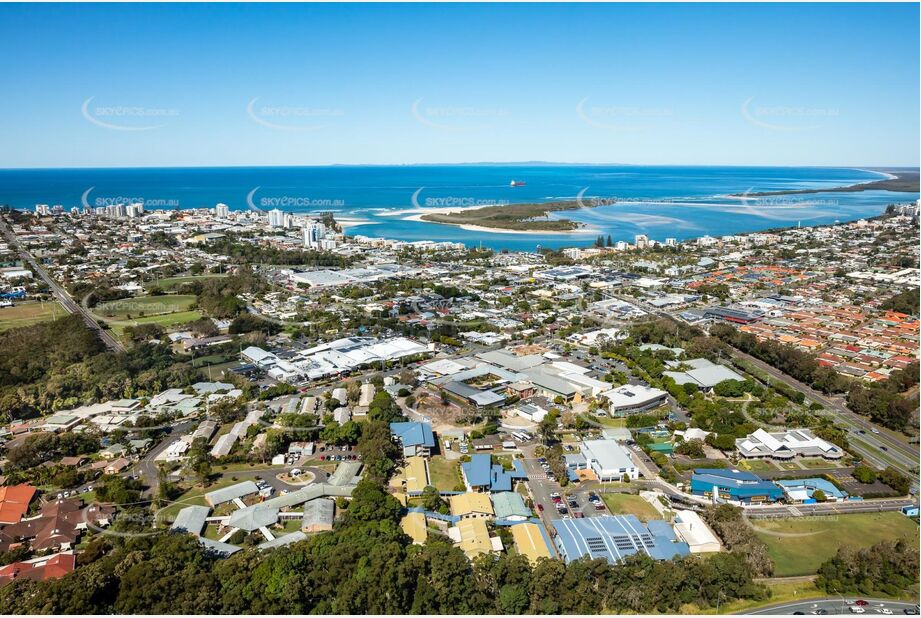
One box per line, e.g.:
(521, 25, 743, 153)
(0, 216, 125, 352)
(614, 293, 919, 482)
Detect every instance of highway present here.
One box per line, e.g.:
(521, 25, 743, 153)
(725, 347, 919, 477)
(743, 597, 919, 615)
(0, 215, 125, 353)
(612, 293, 919, 481)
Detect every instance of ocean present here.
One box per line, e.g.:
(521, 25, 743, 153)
(0, 165, 916, 251)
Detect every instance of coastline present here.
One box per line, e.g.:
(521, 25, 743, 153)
(729, 169, 919, 198)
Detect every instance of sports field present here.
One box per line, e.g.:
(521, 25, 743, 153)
(95, 294, 197, 318)
(0, 301, 64, 331)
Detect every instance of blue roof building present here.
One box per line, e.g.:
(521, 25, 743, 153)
(690, 468, 783, 503)
(553, 515, 690, 564)
(462, 454, 527, 492)
(389, 421, 436, 457)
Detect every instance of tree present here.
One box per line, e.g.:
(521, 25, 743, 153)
(420, 485, 448, 513)
(812, 489, 827, 502)
(852, 464, 877, 484)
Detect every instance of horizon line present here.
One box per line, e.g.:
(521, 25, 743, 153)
(1, 162, 918, 172)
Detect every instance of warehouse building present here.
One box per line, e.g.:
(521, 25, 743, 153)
(553, 515, 690, 564)
(578, 440, 639, 481)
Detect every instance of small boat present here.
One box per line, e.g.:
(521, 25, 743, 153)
(510, 180, 526, 187)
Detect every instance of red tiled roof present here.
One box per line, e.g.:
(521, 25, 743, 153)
(0, 485, 37, 524)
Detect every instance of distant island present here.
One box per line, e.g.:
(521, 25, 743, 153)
(732, 168, 919, 198)
(419, 198, 617, 233)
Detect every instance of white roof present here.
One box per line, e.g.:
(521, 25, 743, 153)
(581, 439, 635, 472)
(601, 384, 667, 409)
(673, 509, 721, 549)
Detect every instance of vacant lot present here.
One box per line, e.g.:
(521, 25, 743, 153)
(0, 301, 64, 331)
(600, 492, 661, 522)
(753, 512, 920, 576)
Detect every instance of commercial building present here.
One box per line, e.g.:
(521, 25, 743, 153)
(553, 515, 690, 564)
(775, 478, 847, 503)
(578, 440, 639, 481)
(460, 454, 528, 492)
(690, 469, 783, 504)
(736, 428, 844, 461)
(449, 493, 495, 520)
(600, 384, 668, 415)
(663, 358, 745, 390)
(672, 510, 721, 553)
(389, 421, 436, 457)
(490, 492, 531, 521)
(301, 498, 335, 532)
(400, 511, 428, 545)
(510, 522, 553, 564)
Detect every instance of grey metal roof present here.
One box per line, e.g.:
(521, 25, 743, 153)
(198, 537, 242, 557)
(228, 505, 280, 531)
(258, 531, 307, 550)
(205, 480, 259, 506)
(170, 505, 210, 536)
(301, 498, 335, 528)
(327, 462, 363, 487)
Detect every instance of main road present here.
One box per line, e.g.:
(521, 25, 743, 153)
(611, 293, 918, 480)
(742, 597, 919, 615)
(0, 215, 125, 353)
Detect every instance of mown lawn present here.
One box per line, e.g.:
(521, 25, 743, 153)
(0, 301, 64, 331)
(427, 456, 462, 491)
(107, 309, 203, 341)
(753, 512, 920, 577)
(600, 492, 661, 522)
(738, 458, 778, 472)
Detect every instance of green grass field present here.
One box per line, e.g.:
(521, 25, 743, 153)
(95, 294, 197, 318)
(427, 456, 462, 491)
(799, 457, 839, 469)
(738, 459, 778, 472)
(0, 301, 64, 331)
(107, 310, 204, 341)
(753, 512, 920, 577)
(600, 493, 661, 522)
(145, 274, 226, 291)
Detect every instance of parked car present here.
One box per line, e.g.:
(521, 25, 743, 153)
(856, 601, 869, 607)
(594, 502, 605, 510)
(849, 609, 865, 615)
(536, 503, 544, 512)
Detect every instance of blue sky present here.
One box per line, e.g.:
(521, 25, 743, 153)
(1, 3, 918, 168)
